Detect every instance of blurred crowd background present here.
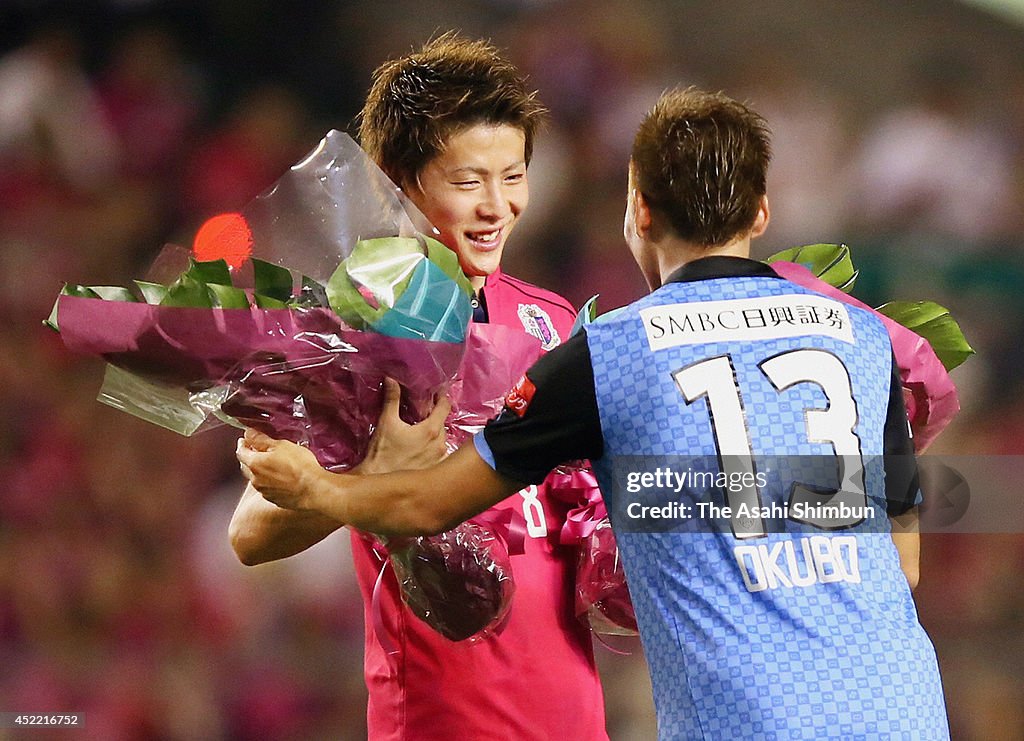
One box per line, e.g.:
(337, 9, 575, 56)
(2, 0, 1023, 738)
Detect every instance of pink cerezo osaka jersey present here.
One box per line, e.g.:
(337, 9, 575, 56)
(350, 268, 608, 740)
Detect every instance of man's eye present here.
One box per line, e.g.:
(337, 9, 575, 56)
(505, 173, 525, 183)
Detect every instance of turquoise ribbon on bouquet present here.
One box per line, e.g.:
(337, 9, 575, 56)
(370, 259, 472, 343)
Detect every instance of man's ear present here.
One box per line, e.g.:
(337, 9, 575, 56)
(631, 188, 654, 240)
(749, 195, 771, 239)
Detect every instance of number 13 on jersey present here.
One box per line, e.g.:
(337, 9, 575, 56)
(672, 348, 868, 539)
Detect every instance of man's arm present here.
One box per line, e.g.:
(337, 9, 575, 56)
(237, 334, 602, 539)
(238, 432, 523, 538)
(889, 507, 921, 591)
(880, 349, 922, 590)
(228, 378, 451, 564)
(229, 482, 343, 565)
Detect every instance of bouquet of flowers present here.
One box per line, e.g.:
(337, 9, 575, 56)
(46, 131, 473, 452)
(568, 243, 975, 637)
(45, 130, 531, 642)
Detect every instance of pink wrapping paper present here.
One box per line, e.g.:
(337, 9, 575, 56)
(51, 126, 557, 644)
(57, 295, 464, 469)
(445, 323, 546, 448)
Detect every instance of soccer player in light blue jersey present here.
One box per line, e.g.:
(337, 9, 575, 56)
(238, 86, 950, 740)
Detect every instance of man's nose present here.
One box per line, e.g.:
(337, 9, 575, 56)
(476, 181, 511, 220)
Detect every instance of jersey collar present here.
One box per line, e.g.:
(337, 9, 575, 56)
(470, 268, 503, 324)
(664, 256, 781, 285)
(483, 266, 504, 290)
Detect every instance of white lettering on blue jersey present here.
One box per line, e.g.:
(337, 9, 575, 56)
(735, 535, 861, 592)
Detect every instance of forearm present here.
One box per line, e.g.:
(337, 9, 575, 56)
(229, 482, 342, 565)
(889, 507, 921, 591)
(304, 445, 523, 538)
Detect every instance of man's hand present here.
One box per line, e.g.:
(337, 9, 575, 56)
(237, 429, 323, 511)
(358, 377, 452, 475)
(237, 379, 450, 514)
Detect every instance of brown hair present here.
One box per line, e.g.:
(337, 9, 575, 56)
(358, 31, 546, 187)
(632, 87, 771, 246)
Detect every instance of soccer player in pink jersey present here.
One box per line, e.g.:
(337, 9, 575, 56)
(229, 34, 609, 740)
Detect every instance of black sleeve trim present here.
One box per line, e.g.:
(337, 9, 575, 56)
(882, 351, 920, 516)
(482, 331, 603, 484)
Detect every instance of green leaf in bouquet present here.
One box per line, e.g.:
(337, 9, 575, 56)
(252, 258, 295, 303)
(42, 284, 78, 331)
(187, 258, 233, 286)
(324, 268, 370, 329)
(207, 283, 250, 309)
(89, 286, 138, 302)
(44, 297, 61, 332)
(61, 284, 102, 299)
(570, 295, 601, 337)
(253, 293, 289, 309)
(347, 237, 420, 296)
(288, 275, 329, 309)
(158, 258, 233, 308)
(564, 294, 632, 338)
(43, 284, 108, 332)
(134, 281, 168, 305)
(162, 273, 214, 308)
(420, 234, 474, 296)
(766, 243, 859, 293)
(875, 300, 975, 372)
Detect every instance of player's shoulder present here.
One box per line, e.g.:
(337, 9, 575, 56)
(491, 271, 577, 321)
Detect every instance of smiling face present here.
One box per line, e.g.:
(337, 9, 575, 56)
(405, 123, 529, 290)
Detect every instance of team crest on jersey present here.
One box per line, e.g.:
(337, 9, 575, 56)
(517, 303, 561, 350)
(504, 374, 537, 417)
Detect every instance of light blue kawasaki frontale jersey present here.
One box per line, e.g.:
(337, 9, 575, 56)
(586, 269, 949, 740)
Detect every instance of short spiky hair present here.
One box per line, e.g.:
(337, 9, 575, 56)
(359, 32, 546, 187)
(632, 87, 771, 247)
